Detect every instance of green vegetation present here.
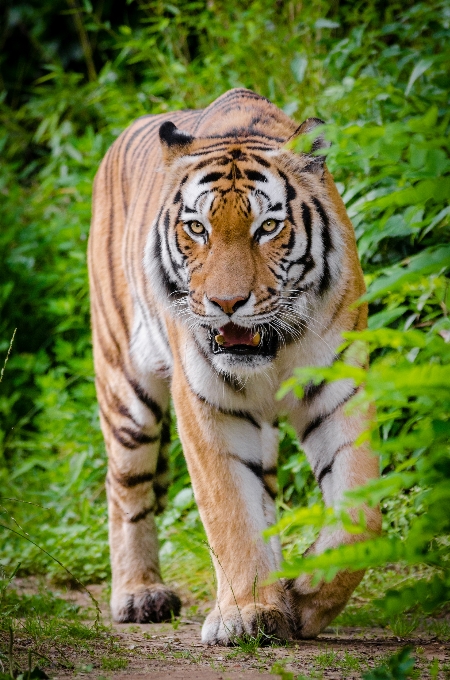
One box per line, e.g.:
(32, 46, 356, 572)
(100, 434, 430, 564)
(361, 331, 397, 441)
(1, 0, 449, 675)
(0, 566, 131, 678)
(100, 656, 128, 670)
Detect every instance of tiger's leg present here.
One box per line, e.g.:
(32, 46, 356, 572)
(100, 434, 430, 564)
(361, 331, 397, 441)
(171, 366, 292, 646)
(96, 367, 181, 623)
(287, 380, 381, 638)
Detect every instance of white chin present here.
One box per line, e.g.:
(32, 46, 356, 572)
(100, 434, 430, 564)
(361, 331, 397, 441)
(212, 352, 275, 376)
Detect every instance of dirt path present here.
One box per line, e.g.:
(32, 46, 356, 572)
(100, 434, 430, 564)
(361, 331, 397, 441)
(103, 620, 448, 680)
(50, 610, 449, 680)
(8, 581, 449, 679)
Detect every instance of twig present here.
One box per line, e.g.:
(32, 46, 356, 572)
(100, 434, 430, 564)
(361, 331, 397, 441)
(66, 0, 97, 81)
(0, 498, 49, 508)
(0, 523, 102, 628)
(0, 329, 16, 384)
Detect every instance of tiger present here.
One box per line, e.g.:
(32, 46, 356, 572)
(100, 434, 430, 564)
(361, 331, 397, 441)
(88, 87, 381, 645)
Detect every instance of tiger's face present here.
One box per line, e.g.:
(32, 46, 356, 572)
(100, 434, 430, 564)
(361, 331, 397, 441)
(148, 121, 341, 375)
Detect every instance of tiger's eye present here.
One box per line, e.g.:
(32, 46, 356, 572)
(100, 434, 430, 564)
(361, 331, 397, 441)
(189, 221, 205, 235)
(261, 218, 278, 233)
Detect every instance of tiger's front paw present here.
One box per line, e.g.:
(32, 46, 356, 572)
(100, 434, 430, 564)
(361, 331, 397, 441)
(201, 603, 291, 646)
(112, 584, 181, 623)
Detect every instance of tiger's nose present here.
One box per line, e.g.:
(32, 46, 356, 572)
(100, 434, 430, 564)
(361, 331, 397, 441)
(209, 295, 250, 315)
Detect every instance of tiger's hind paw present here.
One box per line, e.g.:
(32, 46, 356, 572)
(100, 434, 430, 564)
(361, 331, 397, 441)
(201, 603, 291, 646)
(112, 584, 181, 623)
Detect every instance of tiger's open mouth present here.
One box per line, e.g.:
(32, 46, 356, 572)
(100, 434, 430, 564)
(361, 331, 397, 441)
(210, 322, 278, 356)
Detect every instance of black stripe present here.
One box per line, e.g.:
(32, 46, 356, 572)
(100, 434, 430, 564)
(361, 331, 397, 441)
(153, 481, 169, 499)
(264, 466, 277, 476)
(103, 411, 158, 449)
(105, 144, 130, 339)
(230, 455, 277, 499)
(317, 441, 353, 487)
(263, 483, 277, 501)
(182, 346, 256, 422)
(215, 405, 260, 429)
(96, 378, 144, 429)
(177, 340, 261, 440)
(312, 197, 333, 295)
(194, 156, 225, 170)
(153, 224, 179, 297)
(123, 369, 163, 423)
(118, 427, 159, 446)
(199, 171, 224, 184)
(101, 405, 159, 450)
(243, 459, 263, 478)
(187, 142, 276, 158)
(155, 453, 169, 476)
(317, 463, 333, 486)
(280, 227, 296, 253)
(245, 170, 267, 182)
(116, 403, 141, 428)
(303, 380, 326, 403)
(299, 202, 314, 277)
(268, 265, 284, 281)
(160, 417, 171, 447)
(113, 471, 154, 487)
(301, 388, 357, 443)
(250, 153, 271, 167)
(287, 203, 315, 287)
(128, 506, 154, 523)
(302, 414, 329, 443)
(122, 115, 163, 206)
(279, 169, 297, 202)
(202, 127, 283, 143)
(225, 408, 259, 429)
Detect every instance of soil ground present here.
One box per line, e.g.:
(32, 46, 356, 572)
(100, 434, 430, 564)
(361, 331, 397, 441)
(46, 585, 450, 679)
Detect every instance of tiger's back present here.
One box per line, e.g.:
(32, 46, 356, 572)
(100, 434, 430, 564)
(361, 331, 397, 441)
(89, 89, 380, 642)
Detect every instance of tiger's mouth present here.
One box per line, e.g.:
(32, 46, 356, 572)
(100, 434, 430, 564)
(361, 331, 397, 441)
(210, 322, 278, 357)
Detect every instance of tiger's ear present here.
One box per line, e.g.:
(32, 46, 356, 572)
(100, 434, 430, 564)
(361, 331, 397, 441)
(159, 121, 195, 164)
(287, 117, 330, 175)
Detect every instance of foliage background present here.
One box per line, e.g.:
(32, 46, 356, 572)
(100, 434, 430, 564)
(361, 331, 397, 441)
(0, 0, 449, 626)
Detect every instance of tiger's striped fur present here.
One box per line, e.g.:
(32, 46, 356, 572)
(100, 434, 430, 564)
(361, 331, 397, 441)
(89, 88, 380, 643)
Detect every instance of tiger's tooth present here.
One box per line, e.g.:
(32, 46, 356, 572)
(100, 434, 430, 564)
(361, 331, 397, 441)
(252, 332, 261, 346)
(215, 334, 225, 345)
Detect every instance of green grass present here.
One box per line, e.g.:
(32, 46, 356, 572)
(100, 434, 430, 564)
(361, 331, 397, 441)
(314, 648, 338, 670)
(312, 648, 363, 674)
(0, 570, 129, 677)
(427, 620, 450, 642)
(388, 614, 420, 638)
(337, 652, 363, 673)
(100, 657, 128, 671)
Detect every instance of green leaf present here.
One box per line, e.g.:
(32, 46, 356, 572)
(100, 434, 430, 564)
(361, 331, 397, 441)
(405, 58, 434, 95)
(362, 246, 450, 302)
(368, 307, 408, 330)
(291, 53, 308, 83)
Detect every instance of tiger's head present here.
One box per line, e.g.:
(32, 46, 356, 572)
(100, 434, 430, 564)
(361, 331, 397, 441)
(147, 118, 344, 375)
